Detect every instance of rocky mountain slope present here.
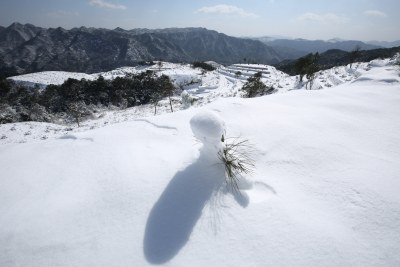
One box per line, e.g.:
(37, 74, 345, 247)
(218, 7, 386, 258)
(0, 23, 281, 75)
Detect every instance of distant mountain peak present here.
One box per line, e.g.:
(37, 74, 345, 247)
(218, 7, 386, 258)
(114, 27, 125, 32)
(8, 22, 23, 28)
(327, 38, 346, 43)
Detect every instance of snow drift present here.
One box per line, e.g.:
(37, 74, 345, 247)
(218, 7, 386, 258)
(1, 59, 400, 266)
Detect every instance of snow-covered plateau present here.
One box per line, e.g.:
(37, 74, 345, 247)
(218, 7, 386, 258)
(1, 57, 400, 266)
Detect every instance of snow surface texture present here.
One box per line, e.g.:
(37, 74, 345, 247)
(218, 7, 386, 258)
(1, 57, 400, 266)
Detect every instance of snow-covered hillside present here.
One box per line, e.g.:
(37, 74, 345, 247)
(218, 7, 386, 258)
(3, 60, 382, 145)
(8, 60, 365, 92)
(1, 58, 400, 266)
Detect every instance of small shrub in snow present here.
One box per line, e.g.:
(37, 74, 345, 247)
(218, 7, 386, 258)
(218, 137, 255, 192)
(192, 62, 216, 72)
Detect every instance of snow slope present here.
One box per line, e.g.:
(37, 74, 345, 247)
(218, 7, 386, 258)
(2, 60, 376, 145)
(7, 71, 96, 89)
(1, 59, 400, 266)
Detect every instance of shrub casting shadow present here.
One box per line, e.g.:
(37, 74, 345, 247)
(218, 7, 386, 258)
(143, 150, 224, 264)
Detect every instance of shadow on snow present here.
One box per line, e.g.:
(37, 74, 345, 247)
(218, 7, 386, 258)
(143, 148, 227, 264)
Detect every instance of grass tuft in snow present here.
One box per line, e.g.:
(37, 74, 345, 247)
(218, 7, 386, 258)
(218, 135, 255, 192)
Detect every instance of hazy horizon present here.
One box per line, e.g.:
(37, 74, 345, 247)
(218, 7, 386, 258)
(1, 0, 399, 42)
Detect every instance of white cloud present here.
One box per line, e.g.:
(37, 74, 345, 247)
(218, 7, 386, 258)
(47, 10, 80, 18)
(196, 4, 258, 18)
(89, 0, 127, 10)
(364, 10, 387, 17)
(297, 13, 349, 24)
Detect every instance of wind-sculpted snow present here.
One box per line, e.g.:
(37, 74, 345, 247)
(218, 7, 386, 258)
(1, 56, 400, 266)
(190, 110, 225, 146)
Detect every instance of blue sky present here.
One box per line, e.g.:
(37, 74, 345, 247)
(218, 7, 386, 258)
(0, 0, 399, 41)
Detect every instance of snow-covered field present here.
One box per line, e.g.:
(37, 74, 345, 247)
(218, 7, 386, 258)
(1, 57, 400, 266)
(2, 60, 378, 145)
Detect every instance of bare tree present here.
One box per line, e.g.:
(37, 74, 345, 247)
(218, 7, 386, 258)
(67, 101, 87, 127)
(159, 74, 175, 113)
(157, 61, 163, 72)
(150, 74, 175, 115)
(350, 45, 361, 69)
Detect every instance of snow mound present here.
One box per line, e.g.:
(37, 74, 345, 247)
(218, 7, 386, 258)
(367, 58, 392, 67)
(190, 110, 225, 145)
